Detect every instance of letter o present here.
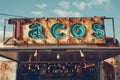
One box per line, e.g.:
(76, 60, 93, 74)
(70, 23, 86, 38)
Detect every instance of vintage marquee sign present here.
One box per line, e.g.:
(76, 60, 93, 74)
(9, 16, 106, 45)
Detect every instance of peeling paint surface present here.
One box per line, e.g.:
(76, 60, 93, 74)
(9, 17, 105, 45)
(100, 55, 120, 80)
(0, 57, 17, 80)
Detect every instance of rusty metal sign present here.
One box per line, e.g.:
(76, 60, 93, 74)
(9, 16, 106, 45)
(0, 61, 17, 80)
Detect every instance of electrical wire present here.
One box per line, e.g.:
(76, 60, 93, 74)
(0, 12, 27, 18)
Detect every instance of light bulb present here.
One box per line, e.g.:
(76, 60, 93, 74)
(34, 50, 38, 57)
(80, 50, 84, 57)
(57, 53, 60, 59)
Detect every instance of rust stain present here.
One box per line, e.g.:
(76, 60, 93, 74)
(0, 61, 17, 80)
(11, 17, 105, 45)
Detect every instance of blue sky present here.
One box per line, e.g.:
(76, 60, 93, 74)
(0, 0, 120, 42)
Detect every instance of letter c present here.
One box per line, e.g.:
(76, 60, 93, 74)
(51, 23, 65, 39)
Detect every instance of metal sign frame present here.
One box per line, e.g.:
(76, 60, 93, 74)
(2, 16, 117, 46)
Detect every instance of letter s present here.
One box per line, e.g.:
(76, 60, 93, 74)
(92, 23, 105, 38)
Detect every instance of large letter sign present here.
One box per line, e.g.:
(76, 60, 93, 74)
(28, 24, 45, 39)
(9, 17, 106, 45)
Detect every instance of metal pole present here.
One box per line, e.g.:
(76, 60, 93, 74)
(96, 62, 100, 80)
(112, 18, 116, 44)
(3, 19, 6, 43)
(105, 17, 116, 44)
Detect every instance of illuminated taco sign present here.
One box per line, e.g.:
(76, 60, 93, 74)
(9, 16, 105, 45)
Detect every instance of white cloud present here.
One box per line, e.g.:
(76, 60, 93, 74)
(32, 11, 44, 16)
(88, 0, 110, 7)
(0, 19, 4, 23)
(73, 0, 110, 10)
(73, 2, 86, 10)
(36, 3, 47, 9)
(53, 1, 82, 17)
(53, 9, 81, 17)
(59, 1, 70, 9)
(96, 0, 110, 5)
(32, 3, 47, 17)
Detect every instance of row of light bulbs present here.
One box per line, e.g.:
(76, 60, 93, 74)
(25, 50, 88, 72)
(32, 50, 85, 60)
